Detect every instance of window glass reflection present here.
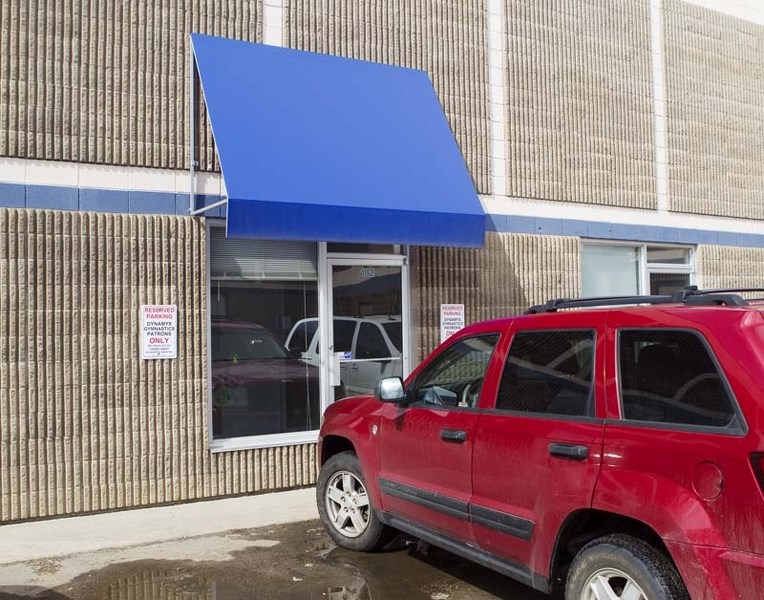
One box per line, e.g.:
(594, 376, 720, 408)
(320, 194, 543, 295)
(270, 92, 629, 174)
(332, 265, 404, 396)
(210, 280, 319, 439)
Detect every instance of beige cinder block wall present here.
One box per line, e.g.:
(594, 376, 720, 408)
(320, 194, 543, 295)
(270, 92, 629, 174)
(665, 1, 764, 220)
(285, 0, 491, 193)
(0, 209, 316, 524)
(0, 0, 263, 171)
(696, 245, 764, 289)
(504, 0, 655, 209)
(411, 233, 581, 361)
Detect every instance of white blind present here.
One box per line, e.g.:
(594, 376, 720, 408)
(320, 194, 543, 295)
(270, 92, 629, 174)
(209, 227, 318, 280)
(582, 244, 639, 296)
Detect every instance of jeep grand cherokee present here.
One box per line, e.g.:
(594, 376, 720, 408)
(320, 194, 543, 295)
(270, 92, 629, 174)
(316, 288, 764, 600)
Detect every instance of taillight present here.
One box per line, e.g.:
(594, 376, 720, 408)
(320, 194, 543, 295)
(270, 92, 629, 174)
(750, 453, 764, 493)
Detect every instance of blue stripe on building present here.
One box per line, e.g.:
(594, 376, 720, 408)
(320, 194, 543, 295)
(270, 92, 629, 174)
(2, 182, 763, 248)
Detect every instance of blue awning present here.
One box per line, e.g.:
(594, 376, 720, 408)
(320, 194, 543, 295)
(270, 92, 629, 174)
(190, 34, 485, 248)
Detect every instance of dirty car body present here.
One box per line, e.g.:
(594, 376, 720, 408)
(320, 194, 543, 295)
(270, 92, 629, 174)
(316, 290, 764, 600)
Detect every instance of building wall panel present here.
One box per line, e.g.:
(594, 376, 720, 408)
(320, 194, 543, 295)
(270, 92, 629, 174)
(504, 0, 655, 209)
(285, 0, 491, 194)
(696, 244, 764, 288)
(411, 232, 581, 360)
(665, 0, 764, 220)
(0, 0, 263, 172)
(0, 208, 315, 524)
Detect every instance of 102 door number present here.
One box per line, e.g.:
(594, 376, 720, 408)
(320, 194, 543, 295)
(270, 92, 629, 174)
(360, 268, 375, 278)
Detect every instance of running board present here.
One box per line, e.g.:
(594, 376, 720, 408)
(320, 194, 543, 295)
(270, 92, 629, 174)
(379, 511, 550, 594)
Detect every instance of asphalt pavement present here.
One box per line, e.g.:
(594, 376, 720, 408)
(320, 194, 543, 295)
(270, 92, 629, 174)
(0, 488, 547, 599)
(0, 520, 548, 600)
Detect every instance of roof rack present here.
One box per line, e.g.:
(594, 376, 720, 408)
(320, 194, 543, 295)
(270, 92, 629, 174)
(524, 286, 762, 315)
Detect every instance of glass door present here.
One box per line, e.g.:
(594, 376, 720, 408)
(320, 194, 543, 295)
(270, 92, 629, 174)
(322, 257, 410, 405)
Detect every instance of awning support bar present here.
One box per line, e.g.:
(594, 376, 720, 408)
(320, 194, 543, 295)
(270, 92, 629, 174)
(190, 198, 228, 216)
(189, 42, 197, 215)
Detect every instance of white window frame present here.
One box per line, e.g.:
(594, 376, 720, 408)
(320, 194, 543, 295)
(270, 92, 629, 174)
(582, 239, 695, 296)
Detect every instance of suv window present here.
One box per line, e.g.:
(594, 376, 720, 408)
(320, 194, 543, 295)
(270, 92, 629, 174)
(324, 320, 356, 353)
(356, 323, 390, 359)
(496, 330, 595, 417)
(411, 335, 500, 408)
(619, 329, 736, 428)
(288, 320, 318, 354)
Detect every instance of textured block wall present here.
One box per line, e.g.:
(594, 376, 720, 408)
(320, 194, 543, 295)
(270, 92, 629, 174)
(411, 233, 581, 360)
(665, 1, 764, 220)
(0, 209, 316, 524)
(696, 244, 764, 288)
(285, 0, 491, 193)
(504, 0, 655, 208)
(0, 0, 262, 171)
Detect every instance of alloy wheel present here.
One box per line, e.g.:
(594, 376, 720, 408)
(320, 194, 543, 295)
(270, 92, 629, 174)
(581, 567, 648, 600)
(325, 470, 371, 538)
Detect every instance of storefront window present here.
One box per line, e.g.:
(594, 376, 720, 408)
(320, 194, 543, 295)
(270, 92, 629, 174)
(582, 243, 693, 297)
(209, 228, 319, 441)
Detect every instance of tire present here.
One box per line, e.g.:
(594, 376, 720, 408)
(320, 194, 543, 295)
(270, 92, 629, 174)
(316, 451, 396, 552)
(565, 535, 689, 600)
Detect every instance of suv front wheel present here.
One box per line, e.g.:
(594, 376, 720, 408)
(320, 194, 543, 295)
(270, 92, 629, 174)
(566, 535, 689, 600)
(317, 451, 395, 552)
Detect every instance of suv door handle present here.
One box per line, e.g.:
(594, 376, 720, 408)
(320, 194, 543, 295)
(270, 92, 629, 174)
(440, 429, 468, 443)
(549, 443, 589, 460)
(440, 429, 467, 444)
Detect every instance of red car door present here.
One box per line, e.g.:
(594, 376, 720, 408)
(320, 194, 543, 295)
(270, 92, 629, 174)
(595, 310, 764, 600)
(470, 312, 607, 583)
(377, 331, 503, 544)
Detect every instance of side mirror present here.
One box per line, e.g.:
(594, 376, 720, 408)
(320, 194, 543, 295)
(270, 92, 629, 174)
(375, 377, 406, 404)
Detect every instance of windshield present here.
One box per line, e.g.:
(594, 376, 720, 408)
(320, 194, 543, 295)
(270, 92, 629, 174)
(212, 326, 289, 361)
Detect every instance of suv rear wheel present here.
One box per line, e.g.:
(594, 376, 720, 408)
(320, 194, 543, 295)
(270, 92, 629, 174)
(317, 451, 395, 552)
(566, 534, 689, 600)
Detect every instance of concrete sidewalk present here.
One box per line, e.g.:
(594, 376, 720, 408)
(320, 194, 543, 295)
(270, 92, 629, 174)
(0, 487, 318, 565)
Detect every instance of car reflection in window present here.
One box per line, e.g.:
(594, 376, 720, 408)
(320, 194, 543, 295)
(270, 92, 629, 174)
(211, 320, 319, 439)
(212, 325, 291, 362)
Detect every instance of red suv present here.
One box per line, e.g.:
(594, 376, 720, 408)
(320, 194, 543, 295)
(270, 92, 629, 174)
(316, 289, 764, 600)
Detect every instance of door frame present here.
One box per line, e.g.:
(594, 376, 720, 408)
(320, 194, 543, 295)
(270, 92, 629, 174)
(318, 244, 412, 414)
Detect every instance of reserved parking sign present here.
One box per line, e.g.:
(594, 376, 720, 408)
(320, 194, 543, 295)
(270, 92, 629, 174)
(440, 303, 465, 344)
(140, 304, 178, 359)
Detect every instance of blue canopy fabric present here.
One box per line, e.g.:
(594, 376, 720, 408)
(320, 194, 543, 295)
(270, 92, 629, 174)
(190, 34, 485, 247)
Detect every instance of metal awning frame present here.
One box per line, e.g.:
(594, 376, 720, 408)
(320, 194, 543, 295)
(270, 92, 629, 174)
(189, 46, 228, 217)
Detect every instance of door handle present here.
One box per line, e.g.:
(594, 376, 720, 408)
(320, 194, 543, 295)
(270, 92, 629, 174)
(440, 429, 468, 443)
(549, 443, 589, 460)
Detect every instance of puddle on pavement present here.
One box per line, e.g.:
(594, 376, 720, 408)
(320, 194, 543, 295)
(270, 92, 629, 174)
(28, 551, 450, 600)
(50, 544, 540, 600)
(0, 522, 545, 600)
(71, 566, 415, 600)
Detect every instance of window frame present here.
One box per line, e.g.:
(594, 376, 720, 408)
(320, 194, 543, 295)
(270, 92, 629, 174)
(582, 240, 695, 296)
(490, 328, 598, 420)
(614, 327, 747, 435)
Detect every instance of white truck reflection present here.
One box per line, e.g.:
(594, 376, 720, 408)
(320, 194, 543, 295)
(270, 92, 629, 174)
(285, 316, 402, 396)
